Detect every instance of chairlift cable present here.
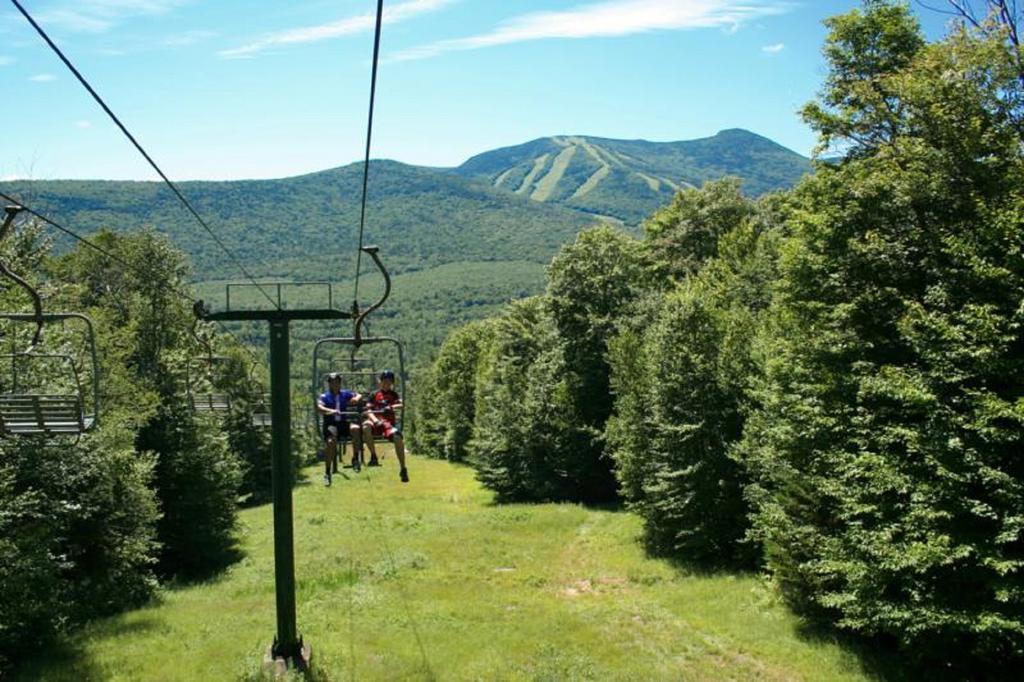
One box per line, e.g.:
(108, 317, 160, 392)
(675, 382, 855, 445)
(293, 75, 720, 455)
(9, 0, 281, 312)
(352, 0, 386, 310)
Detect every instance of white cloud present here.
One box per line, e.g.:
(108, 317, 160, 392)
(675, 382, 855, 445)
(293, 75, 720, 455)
(0, 56, 13, 66)
(38, 1, 190, 34)
(74, 120, 92, 128)
(163, 29, 217, 47)
(29, 73, 56, 82)
(762, 42, 785, 53)
(219, 0, 457, 59)
(390, 0, 792, 62)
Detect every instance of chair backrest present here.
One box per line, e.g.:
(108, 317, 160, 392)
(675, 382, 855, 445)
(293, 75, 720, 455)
(0, 394, 91, 435)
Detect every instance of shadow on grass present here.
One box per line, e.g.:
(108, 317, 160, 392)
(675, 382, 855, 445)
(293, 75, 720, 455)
(13, 617, 161, 682)
(160, 541, 246, 588)
(796, 622, 1022, 682)
(794, 622, 926, 681)
(13, 639, 106, 682)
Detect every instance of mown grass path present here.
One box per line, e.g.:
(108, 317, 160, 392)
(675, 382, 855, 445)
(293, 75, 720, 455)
(20, 455, 873, 681)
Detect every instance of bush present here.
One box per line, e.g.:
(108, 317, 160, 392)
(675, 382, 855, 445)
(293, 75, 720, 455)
(0, 432, 158, 673)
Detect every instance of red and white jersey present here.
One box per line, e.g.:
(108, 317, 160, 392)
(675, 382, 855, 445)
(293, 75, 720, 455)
(369, 388, 400, 422)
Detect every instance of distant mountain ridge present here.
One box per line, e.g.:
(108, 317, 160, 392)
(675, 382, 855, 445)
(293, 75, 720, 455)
(1, 129, 812, 367)
(454, 129, 810, 224)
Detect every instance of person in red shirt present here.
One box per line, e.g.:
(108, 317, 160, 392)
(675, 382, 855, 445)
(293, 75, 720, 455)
(362, 369, 409, 482)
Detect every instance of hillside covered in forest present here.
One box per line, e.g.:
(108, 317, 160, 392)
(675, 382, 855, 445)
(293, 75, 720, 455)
(1, 130, 810, 367)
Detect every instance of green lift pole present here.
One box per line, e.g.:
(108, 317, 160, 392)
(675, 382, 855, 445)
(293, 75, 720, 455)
(269, 318, 297, 656)
(197, 304, 351, 670)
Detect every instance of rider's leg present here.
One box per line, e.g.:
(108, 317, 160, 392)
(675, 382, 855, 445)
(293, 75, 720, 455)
(324, 430, 337, 482)
(349, 423, 363, 468)
(363, 422, 379, 464)
(394, 432, 409, 482)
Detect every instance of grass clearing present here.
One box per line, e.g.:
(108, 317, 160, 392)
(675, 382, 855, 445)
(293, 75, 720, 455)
(18, 455, 876, 681)
(515, 155, 551, 195)
(531, 146, 577, 202)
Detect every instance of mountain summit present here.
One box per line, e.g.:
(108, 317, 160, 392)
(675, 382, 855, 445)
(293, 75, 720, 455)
(455, 129, 809, 223)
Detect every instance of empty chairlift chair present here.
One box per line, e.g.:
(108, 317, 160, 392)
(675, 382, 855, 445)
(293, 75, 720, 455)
(0, 314, 100, 437)
(0, 206, 100, 437)
(186, 322, 234, 414)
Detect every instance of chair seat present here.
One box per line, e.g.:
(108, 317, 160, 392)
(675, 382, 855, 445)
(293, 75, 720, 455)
(0, 394, 91, 435)
(192, 393, 231, 412)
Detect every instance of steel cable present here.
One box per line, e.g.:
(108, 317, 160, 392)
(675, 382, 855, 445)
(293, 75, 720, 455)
(9, 0, 281, 312)
(352, 0, 386, 310)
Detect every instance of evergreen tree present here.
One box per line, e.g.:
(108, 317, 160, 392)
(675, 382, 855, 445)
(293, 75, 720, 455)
(546, 226, 652, 501)
(412, 318, 497, 461)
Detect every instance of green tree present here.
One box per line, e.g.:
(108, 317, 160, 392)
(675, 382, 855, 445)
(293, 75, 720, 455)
(644, 177, 754, 281)
(471, 297, 578, 501)
(0, 221, 159, 673)
(55, 230, 243, 578)
(545, 226, 652, 501)
(412, 318, 497, 461)
(745, 1, 1024, 666)
(609, 202, 781, 565)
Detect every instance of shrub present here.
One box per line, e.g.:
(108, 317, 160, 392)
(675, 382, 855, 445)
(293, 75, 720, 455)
(0, 432, 158, 673)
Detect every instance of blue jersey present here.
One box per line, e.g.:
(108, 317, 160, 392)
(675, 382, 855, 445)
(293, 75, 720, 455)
(319, 389, 356, 424)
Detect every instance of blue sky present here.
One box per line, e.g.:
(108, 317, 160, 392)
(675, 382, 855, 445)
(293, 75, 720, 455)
(0, 0, 953, 181)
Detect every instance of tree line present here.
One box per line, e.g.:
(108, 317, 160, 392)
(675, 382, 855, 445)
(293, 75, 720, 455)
(0, 226, 306, 674)
(413, 1, 1024, 672)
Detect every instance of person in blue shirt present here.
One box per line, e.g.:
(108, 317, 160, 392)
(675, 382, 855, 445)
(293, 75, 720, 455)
(316, 373, 362, 485)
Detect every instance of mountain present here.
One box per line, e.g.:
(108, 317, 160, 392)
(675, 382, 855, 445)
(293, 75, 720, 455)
(454, 129, 810, 224)
(1, 129, 811, 368)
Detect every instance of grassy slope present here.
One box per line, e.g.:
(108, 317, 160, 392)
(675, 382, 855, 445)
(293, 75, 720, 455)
(19, 455, 873, 681)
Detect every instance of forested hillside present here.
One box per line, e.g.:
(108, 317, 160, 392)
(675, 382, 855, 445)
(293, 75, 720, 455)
(1, 132, 808, 370)
(0, 161, 592, 279)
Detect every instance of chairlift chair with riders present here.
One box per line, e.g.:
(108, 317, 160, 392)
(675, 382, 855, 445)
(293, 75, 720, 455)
(312, 246, 408, 463)
(0, 206, 100, 437)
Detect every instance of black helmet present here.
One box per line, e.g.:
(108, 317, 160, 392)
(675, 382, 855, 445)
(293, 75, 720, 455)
(379, 369, 395, 381)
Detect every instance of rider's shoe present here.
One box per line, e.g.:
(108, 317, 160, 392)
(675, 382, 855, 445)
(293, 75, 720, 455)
(400, 468, 409, 483)
(351, 456, 361, 473)
(368, 456, 380, 467)
(324, 473, 332, 487)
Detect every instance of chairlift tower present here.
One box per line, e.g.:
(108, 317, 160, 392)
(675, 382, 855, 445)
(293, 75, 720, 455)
(196, 282, 350, 670)
(195, 246, 392, 670)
